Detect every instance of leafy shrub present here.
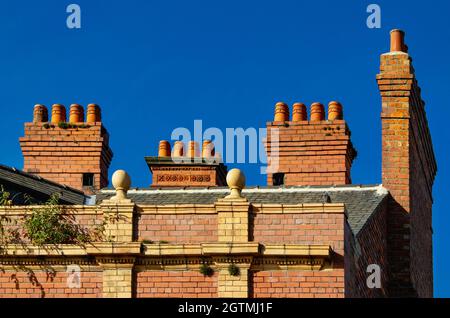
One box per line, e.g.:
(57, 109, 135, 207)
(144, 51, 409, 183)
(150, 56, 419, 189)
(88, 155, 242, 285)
(23, 194, 91, 245)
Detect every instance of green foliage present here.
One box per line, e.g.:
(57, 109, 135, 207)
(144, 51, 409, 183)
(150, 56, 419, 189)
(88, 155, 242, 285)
(23, 194, 91, 245)
(57, 122, 91, 130)
(228, 264, 240, 276)
(0, 185, 11, 206)
(42, 123, 55, 129)
(199, 263, 214, 277)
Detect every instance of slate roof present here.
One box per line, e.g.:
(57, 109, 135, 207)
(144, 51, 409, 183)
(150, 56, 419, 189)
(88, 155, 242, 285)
(0, 164, 88, 205)
(96, 185, 389, 235)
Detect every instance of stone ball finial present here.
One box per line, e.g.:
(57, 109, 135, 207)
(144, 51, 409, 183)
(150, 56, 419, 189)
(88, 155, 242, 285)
(111, 170, 131, 201)
(225, 168, 246, 199)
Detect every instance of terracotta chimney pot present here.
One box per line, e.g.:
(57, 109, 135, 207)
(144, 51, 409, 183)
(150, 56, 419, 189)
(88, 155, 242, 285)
(274, 102, 289, 122)
(51, 104, 66, 123)
(202, 140, 215, 158)
(69, 104, 84, 123)
(33, 104, 48, 123)
(328, 101, 343, 120)
(187, 141, 200, 158)
(390, 29, 406, 52)
(87, 104, 101, 123)
(310, 103, 325, 121)
(158, 140, 171, 157)
(172, 141, 184, 158)
(292, 103, 307, 121)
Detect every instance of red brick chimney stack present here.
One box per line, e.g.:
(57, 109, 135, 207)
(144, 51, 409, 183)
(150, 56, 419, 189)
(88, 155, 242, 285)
(20, 104, 113, 194)
(377, 29, 437, 297)
(265, 101, 355, 186)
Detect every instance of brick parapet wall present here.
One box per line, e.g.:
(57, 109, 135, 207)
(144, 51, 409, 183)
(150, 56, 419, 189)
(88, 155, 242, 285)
(0, 197, 350, 298)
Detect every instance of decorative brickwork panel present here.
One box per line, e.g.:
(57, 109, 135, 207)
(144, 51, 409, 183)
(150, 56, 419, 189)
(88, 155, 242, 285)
(252, 270, 344, 298)
(0, 269, 102, 298)
(136, 271, 218, 298)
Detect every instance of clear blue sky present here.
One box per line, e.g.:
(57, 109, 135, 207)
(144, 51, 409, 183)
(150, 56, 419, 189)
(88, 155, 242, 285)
(0, 0, 448, 297)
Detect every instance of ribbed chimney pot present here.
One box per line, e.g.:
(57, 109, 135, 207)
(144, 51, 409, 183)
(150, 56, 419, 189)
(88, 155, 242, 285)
(51, 104, 66, 123)
(69, 104, 84, 123)
(292, 103, 307, 121)
(390, 29, 406, 52)
(202, 140, 215, 158)
(158, 140, 171, 157)
(87, 104, 101, 123)
(310, 103, 325, 121)
(187, 141, 200, 158)
(274, 102, 289, 122)
(33, 104, 48, 123)
(328, 101, 343, 120)
(172, 141, 184, 158)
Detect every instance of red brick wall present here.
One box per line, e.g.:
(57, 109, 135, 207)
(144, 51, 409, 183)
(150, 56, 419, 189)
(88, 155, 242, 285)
(252, 212, 345, 253)
(20, 122, 113, 193)
(409, 88, 435, 297)
(136, 271, 218, 298)
(0, 269, 102, 298)
(345, 200, 388, 297)
(137, 214, 218, 243)
(252, 270, 344, 298)
(252, 211, 345, 298)
(265, 121, 355, 186)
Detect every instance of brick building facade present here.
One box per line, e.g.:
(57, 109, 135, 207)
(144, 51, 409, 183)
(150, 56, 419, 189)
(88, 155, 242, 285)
(0, 29, 437, 298)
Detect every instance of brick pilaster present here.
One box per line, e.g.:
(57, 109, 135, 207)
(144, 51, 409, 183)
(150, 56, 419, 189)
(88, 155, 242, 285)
(215, 198, 250, 243)
(100, 261, 135, 298)
(100, 200, 135, 242)
(215, 259, 251, 298)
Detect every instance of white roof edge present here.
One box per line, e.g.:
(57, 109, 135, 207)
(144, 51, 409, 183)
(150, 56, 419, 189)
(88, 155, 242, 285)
(100, 184, 388, 196)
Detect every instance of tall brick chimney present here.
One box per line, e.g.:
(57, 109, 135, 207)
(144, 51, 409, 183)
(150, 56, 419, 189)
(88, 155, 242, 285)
(377, 30, 437, 297)
(265, 101, 356, 186)
(145, 139, 227, 187)
(20, 104, 113, 194)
